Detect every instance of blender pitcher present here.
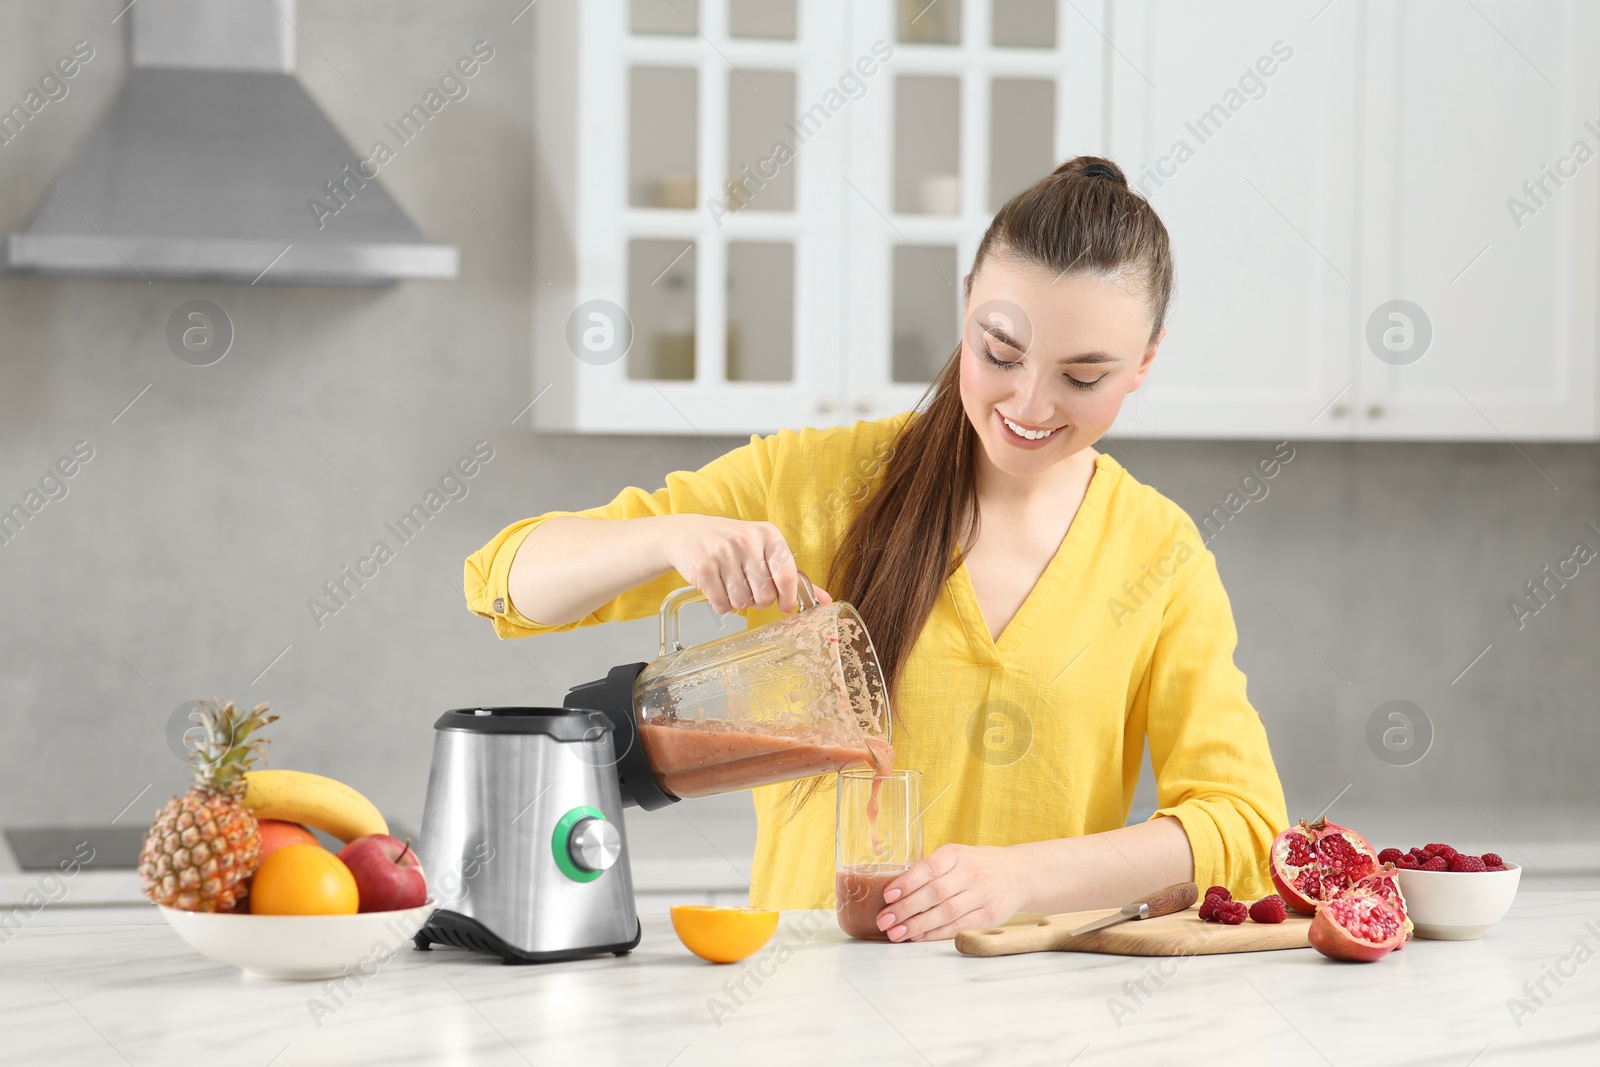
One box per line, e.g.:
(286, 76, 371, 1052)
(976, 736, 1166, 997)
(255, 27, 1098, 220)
(563, 573, 893, 809)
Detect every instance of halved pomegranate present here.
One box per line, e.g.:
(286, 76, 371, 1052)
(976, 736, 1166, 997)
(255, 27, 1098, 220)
(1270, 817, 1379, 915)
(1342, 861, 1412, 943)
(1308, 895, 1406, 962)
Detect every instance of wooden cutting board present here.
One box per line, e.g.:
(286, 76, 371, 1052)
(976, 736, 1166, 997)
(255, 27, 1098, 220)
(955, 905, 1311, 957)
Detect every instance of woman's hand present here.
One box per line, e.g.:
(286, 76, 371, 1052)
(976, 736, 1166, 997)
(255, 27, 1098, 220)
(660, 515, 832, 615)
(874, 843, 1030, 941)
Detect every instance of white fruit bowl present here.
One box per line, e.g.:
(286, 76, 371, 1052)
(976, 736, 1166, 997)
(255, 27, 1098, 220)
(1397, 864, 1520, 940)
(159, 899, 437, 980)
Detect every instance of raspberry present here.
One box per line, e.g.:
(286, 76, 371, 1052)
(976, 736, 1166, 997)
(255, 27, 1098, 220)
(1396, 854, 1420, 869)
(1483, 853, 1503, 867)
(1450, 854, 1488, 872)
(1421, 856, 1448, 871)
(1204, 885, 1231, 901)
(1198, 897, 1218, 921)
(1486, 864, 1508, 872)
(1424, 843, 1458, 860)
(1378, 848, 1404, 865)
(1248, 894, 1287, 923)
(1213, 900, 1248, 924)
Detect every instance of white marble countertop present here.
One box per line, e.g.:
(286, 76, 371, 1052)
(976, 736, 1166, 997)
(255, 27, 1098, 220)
(4, 893, 1598, 1066)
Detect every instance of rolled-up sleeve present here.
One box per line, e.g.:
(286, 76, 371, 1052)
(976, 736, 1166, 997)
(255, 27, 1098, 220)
(464, 432, 778, 639)
(1137, 536, 1289, 898)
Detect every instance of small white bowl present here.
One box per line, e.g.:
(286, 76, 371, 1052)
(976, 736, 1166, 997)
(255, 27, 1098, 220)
(159, 900, 437, 980)
(1397, 864, 1520, 940)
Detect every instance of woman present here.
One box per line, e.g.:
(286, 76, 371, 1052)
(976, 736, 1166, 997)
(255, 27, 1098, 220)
(464, 156, 1288, 942)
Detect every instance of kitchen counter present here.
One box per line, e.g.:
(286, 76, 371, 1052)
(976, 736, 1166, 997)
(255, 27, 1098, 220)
(3, 894, 1598, 1066)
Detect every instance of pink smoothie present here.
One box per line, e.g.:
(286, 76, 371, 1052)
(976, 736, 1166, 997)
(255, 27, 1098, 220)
(836, 863, 910, 941)
(640, 721, 886, 799)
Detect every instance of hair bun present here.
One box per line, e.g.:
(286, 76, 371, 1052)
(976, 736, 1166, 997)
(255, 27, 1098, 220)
(1080, 161, 1123, 185)
(1052, 157, 1126, 186)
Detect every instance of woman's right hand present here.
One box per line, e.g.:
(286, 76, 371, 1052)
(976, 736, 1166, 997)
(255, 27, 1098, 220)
(660, 515, 832, 615)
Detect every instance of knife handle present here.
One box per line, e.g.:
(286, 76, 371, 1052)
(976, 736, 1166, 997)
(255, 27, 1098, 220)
(1133, 881, 1198, 919)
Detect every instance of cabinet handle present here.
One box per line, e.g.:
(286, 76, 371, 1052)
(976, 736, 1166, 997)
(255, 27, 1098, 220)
(1366, 403, 1385, 419)
(854, 396, 874, 413)
(817, 394, 837, 413)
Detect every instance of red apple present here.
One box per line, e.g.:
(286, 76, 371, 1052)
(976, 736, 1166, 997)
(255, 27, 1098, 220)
(336, 834, 427, 912)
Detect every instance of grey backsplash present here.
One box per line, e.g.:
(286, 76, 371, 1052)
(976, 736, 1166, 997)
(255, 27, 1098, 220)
(1, 3, 1597, 850)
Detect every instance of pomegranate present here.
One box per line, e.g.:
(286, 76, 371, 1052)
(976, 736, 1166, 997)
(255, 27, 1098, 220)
(1270, 817, 1379, 915)
(1308, 895, 1406, 962)
(1342, 862, 1412, 942)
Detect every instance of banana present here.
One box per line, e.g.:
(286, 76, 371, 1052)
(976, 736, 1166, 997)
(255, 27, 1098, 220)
(243, 770, 388, 843)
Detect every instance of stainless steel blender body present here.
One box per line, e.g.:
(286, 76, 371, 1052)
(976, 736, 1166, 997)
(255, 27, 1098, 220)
(414, 708, 640, 963)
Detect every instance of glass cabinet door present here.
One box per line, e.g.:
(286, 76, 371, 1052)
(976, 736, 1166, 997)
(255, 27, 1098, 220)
(552, 0, 844, 434)
(843, 0, 1106, 421)
(543, 1, 1105, 435)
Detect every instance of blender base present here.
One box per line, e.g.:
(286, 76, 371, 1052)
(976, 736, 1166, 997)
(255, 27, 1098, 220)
(413, 909, 643, 965)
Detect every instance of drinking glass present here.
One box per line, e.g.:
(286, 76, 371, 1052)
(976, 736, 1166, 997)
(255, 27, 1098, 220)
(835, 768, 922, 941)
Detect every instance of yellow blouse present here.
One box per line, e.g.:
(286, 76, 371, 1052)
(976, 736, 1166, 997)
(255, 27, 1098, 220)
(463, 412, 1289, 908)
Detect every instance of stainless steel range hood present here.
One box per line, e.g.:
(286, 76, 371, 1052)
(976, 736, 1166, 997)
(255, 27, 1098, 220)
(3, 0, 457, 287)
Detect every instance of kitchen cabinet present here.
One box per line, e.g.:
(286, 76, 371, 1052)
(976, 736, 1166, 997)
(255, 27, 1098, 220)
(838, 0, 1106, 423)
(1108, 0, 1600, 440)
(531, 0, 848, 435)
(1104, 0, 1359, 439)
(533, 0, 1600, 440)
(1354, 0, 1599, 440)
(530, 0, 1108, 435)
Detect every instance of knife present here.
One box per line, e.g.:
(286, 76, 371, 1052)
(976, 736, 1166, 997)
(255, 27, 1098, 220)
(1066, 882, 1199, 936)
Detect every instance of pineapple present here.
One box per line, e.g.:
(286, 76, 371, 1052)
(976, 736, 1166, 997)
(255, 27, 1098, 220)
(138, 697, 279, 912)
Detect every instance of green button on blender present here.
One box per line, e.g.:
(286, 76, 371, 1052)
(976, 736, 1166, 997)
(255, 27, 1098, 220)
(552, 805, 608, 882)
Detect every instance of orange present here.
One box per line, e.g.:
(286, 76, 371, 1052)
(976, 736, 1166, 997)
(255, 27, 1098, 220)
(256, 819, 318, 863)
(248, 843, 359, 915)
(670, 905, 779, 963)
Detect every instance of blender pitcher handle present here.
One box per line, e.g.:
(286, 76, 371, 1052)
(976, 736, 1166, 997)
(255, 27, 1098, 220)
(796, 571, 819, 611)
(658, 570, 820, 656)
(657, 586, 708, 656)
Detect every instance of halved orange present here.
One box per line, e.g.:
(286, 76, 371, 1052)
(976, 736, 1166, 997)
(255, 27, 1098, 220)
(669, 905, 779, 963)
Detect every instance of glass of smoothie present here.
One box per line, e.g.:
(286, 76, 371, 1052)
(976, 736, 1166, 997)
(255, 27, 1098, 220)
(835, 768, 922, 941)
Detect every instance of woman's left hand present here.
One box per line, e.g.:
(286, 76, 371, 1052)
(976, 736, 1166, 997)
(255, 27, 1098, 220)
(875, 843, 1029, 941)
